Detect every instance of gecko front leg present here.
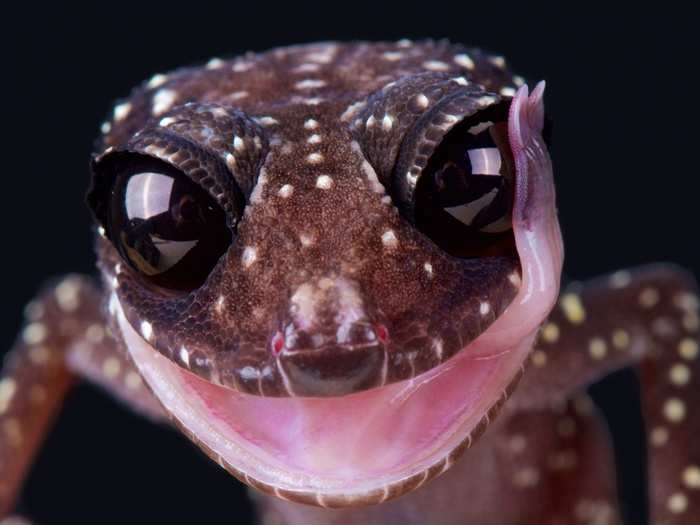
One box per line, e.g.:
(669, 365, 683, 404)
(516, 263, 700, 522)
(0, 276, 162, 517)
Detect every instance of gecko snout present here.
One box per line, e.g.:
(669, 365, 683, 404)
(271, 276, 389, 396)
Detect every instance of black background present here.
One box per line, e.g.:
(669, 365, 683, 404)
(1, 3, 697, 524)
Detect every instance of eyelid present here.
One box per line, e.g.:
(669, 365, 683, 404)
(392, 92, 508, 222)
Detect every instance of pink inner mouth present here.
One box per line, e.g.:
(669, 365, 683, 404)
(118, 84, 563, 504)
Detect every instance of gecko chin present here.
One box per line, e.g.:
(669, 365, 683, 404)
(117, 84, 563, 507)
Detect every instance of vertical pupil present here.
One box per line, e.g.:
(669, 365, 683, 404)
(108, 159, 231, 292)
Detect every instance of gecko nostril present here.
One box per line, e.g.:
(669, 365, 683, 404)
(375, 323, 390, 345)
(271, 331, 285, 356)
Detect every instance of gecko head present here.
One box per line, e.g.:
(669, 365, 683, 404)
(88, 47, 562, 507)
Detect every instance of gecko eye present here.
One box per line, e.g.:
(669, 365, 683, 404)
(414, 103, 515, 258)
(106, 156, 232, 292)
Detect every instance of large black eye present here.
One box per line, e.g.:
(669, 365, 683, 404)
(107, 156, 232, 292)
(414, 103, 516, 258)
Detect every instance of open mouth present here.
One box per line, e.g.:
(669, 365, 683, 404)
(116, 84, 563, 507)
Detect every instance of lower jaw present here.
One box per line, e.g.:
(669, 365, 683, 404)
(116, 293, 536, 507)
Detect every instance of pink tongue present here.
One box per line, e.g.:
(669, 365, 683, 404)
(178, 336, 526, 482)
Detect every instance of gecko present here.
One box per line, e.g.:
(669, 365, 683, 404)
(0, 40, 698, 524)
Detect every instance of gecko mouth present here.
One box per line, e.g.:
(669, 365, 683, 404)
(118, 84, 563, 507)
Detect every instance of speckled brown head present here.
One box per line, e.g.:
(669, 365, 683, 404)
(87, 40, 563, 506)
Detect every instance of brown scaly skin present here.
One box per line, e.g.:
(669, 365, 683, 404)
(0, 41, 698, 523)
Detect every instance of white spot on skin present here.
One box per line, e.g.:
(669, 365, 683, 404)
(225, 153, 236, 170)
(278, 184, 294, 198)
(610, 270, 632, 288)
(206, 57, 224, 69)
(315, 175, 333, 189)
(101, 121, 111, 134)
(249, 171, 268, 204)
(663, 398, 686, 423)
(179, 346, 190, 367)
(299, 233, 316, 247)
(560, 293, 586, 324)
(489, 56, 506, 69)
(242, 247, 258, 268)
(513, 75, 526, 87)
(682, 465, 700, 488)
(304, 119, 319, 130)
(350, 141, 384, 193)
(415, 94, 429, 109)
(668, 492, 688, 514)
(479, 302, 491, 316)
(588, 337, 608, 360)
(340, 101, 367, 121)
(423, 60, 449, 71)
(125, 372, 142, 391)
(454, 53, 475, 70)
(305, 48, 336, 64)
(102, 357, 121, 379)
(307, 134, 322, 144)
(232, 62, 253, 72)
(451, 76, 469, 86)
(255, 116, 279, 126)
(669, 363, 691, 386)
(651, 426, 669, 447)
(152, 89, 177, 116)
(147, 73, 168, 89)
(424, 262, 434, 277)
(508, 434, 527, 454)
(29, 346, 50, 365)
(0, 378, 17, 414)
(541, 322, 560, 343)
(675, 292, 700, 312)
(4, 418, 22, 447)
(229, 91, 249, 101)
(294, 63, 321, 73)
(382, 114, 394, 132)
(639, 287, 660, 308)
(612, 329, 630, 349)
(295, 79, 327, 89)
(531, 350, 547, 367)
(113, 102, 132, 122)
(140, 321, 153, 341)
(307, 153, 324, 165)
(679, 338, 698, 360)
(55, 279, 81, 312)
(442, 114, 460, 126)
(508, 272, 522, 288)
(381, 51, 404, 61)
(233, 136, 245, 152)
(159, 117, 176, 127)
(429, 338, 444, 362)
(512, 467, 540, 488)
(381, 230, 398, 248)
(215, 296, 226, 314)
(23, 323, 47, 345)
(302, 97, 324, 106)
(366, 115, 377, 128)
(500, 86, 517, 97)
(476, 96, 497, 107)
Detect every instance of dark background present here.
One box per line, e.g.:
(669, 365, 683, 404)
(1, 2, 696, 523)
